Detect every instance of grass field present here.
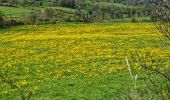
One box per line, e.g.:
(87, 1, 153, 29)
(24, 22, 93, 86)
(0, 6, 75, 21)
(0, 6, 75, 15)
(0, 23, 169, 99)
(0, 6, 34, 16)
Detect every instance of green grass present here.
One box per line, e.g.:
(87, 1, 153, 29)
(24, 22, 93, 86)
(1, 73, 134, 100)
(0, 23, 169, 99)
(50, 6, 75, 13)
(0, 6, 34, 16)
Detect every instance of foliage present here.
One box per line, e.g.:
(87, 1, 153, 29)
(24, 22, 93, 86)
(127, 51, 170, 99)
(41, 8, 55, 19)
(24, 12, 37, 24)
(0, 0, 154, 23)
(0, 11, 4, 23)
(131, 17, 137, 23)
(152, 0, 170, 39)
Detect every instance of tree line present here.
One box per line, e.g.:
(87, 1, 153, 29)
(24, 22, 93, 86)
(0, 0, 162, 26)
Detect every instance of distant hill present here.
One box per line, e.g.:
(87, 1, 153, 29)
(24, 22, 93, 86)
(0, 0, 158, 24)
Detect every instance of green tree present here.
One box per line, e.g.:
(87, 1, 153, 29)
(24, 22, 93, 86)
(59, 0, 75, 8)
(24, 12, 37, 24)
(42, 8, 55, 20)
(152, 0, 170, 39)
(0, 11, 4, 25)
(18, 0, 35, 6)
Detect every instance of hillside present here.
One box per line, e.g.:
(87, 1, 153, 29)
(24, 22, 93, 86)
(0, 0, 153, 25)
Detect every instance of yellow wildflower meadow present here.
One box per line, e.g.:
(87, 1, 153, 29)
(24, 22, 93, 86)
(0, 23, 169, 95)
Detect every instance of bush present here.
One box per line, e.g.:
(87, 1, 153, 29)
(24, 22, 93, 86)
(131, 17, 137, 23)
(42, 8, 55, 19)
(0, 15, 3, 23)
(127, 51, 170, 99)
(59, 0, 75, 8)
(152, 1, 170, 39)
(90, 10, 103, 22)
(0, 11, 4, 26)
(24, 12, 37, 24)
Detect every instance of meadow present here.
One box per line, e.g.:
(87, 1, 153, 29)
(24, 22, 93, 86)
(0, 6, 34, 16)
(0, 23, 169, 99)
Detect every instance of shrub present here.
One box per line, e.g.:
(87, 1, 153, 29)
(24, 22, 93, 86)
(0, 15, 3, 24)
(24, 12, 37, 24)
(152, 0, 170, 39)
(126, 51, 170, 99)
(131, 17, 137, 23)
(0, 11, 4, 26)
(42, 8, 55, 20)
